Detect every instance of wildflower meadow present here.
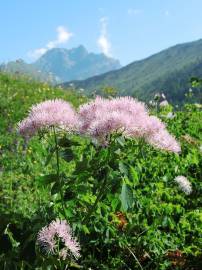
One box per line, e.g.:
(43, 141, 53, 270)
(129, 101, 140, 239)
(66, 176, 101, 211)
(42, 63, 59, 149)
(0, 73, 202, 270)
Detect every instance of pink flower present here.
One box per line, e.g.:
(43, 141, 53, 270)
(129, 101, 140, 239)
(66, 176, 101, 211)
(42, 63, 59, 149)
(18, 99, 78, 137)
(78, 96, 148, 138)
(78, 96, 181, 153)
(146, 129, 181, 153)
(37, 219, 80, 260)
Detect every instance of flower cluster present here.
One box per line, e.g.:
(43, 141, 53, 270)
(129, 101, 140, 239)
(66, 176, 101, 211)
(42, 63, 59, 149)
(37, 219, 80, 260)
(18, 96, 180, 152)
(174, 176, 192, 195)
(18, 99, 78, 137)
(78, 96, 181, 153)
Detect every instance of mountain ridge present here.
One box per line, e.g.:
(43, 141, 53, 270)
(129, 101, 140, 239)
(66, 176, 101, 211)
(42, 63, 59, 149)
(62, 38, 202, 103)
(0, 45, 121, 83)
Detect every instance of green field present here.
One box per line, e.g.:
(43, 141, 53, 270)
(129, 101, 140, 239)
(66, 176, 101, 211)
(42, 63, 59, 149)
(0, 73, 201, 270)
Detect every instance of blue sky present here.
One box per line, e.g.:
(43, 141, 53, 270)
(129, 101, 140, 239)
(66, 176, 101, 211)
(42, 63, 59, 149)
(1, 0, 202, 65)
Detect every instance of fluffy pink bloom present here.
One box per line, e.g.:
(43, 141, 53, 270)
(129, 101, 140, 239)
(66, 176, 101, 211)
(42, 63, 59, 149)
(89, 111, 130, 137)
(78, 96, 181, 153)
(18, 99, 78, 137)
(78, 96, 148, 137)
(146, 129, 181, 153)
(78, 96, 110, 133)
(108, 96, 147, 116)
(37, 219, 80, 260)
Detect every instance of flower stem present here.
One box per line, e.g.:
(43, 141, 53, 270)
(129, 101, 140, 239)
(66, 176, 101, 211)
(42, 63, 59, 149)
(83, 145, 112, 224)
(83, 176, 108, 224)
(53, 127, 67, 220)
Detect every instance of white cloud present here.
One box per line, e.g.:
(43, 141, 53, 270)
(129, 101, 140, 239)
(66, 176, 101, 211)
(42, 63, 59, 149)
(128, 8, 142, 15)
(97, 17, 112, 57)
(28, 26, 73, 60)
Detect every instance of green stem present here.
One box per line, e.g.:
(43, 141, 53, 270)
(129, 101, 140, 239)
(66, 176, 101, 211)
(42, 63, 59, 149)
(83, 176, 108, 224)
(53, 127, 67, 220)
(83, 146, 112, 224)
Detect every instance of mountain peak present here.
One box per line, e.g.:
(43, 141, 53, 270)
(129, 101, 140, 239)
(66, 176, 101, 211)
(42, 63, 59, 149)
(68, 45, 88, 59)
(33, 45, 121, 82)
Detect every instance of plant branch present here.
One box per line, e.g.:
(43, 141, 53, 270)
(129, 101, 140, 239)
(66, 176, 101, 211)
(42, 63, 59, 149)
(53, 127, 67, 220)
(126, 246, 144, 270)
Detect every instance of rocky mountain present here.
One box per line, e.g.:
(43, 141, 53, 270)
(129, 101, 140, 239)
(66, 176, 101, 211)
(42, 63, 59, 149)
(33, 45, 121, 82)
(0, 46, 121, 84)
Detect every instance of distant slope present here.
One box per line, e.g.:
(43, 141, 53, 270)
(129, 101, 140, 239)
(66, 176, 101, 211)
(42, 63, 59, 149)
(0, 59, 55, 83)
(33, 45, 121, 82)
(63, 39, 202, 103)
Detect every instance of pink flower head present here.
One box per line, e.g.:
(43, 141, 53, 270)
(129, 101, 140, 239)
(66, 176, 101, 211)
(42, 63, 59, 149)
(37, 219, 80, 260)
(18, 99, 78, 137)
(78, 96, 109, 134)
(146, 129, 181, 153)
(78, 96, 147, 137)
(78, 96, 181, 153)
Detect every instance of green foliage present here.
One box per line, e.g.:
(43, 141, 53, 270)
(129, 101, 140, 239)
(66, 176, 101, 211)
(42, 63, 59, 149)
(101, 86, 118, 97)
(0, 74, 202, 269)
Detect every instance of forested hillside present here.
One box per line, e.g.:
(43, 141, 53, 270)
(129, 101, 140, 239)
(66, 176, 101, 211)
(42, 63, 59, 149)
(64, 39, 202, 104)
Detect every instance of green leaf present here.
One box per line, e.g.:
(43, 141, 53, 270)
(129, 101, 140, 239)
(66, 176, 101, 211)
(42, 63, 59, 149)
(58, 137, 80, 147)
(75, 160, 88, 172)
(45, 146, 56, 166)
(51, 182, 60, 195)
(36, 174, 58, 186)
(120, 182, 133, 211)
(82, 224, 90, 234)
(60, 148, 74, 162)
(119, 162, 128, 176)
(111, 197, 119, 211)
(130, 166, 139, 186)
(116, 136, 125, 147)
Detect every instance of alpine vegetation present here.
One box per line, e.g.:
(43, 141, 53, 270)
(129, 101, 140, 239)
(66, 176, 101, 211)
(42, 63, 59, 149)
(13, 87, 201, 269)
(174, 176, 192, 195)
